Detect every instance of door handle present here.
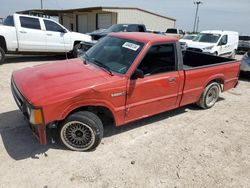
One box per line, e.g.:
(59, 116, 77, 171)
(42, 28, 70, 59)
(168, 77, 176, 82)
(19, 31, 27, 34)
(46, 33, 53, 36)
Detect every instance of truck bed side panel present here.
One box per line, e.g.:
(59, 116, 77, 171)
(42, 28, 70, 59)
(180, 61, 240, 106)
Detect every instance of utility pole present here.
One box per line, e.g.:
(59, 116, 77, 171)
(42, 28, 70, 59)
(40, 0, 43, 9)
(196, 16, 200, 32)
(193, 1, 202, 33)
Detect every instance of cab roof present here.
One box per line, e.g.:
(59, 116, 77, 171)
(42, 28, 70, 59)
(110, 32, 178, 44)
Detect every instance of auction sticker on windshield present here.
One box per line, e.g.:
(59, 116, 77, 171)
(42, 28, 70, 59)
(122, 42, 140, 51)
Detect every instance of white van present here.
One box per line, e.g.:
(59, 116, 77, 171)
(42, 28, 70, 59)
(186, 30, 239, 58)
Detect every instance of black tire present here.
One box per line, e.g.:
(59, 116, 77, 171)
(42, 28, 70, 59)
(72, 43, 81, 58)
(196, 82, 220, 109)
(59, 111, 103, 151)
(0, 47, 5, 65)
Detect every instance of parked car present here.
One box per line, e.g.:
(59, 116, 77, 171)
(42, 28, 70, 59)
(186, 30, 239, 58)
(240, 51, 250, 73)
(77, 41, 97, 57)
(237, 35, 250, 54)
(11, 33, 240, 151)
(179, 34, 197, 50)
(89, 24, 147, 40)
(165, 28, 185, 39)
(0, 14, 92, 64)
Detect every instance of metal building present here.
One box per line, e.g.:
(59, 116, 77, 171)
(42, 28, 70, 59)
(18, 7, 176, 33)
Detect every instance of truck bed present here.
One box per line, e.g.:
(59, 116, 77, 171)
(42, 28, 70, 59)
(183, 50, 233, 70)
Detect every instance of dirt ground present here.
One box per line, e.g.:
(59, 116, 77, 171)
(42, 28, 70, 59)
(0, 55, 250, 188)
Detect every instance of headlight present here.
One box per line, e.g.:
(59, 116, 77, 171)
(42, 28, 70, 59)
(29, 108, 44, 125)
(203, 46, 214, 50)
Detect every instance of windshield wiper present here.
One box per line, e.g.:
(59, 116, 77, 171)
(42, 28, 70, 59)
(91, 59, 114, 76)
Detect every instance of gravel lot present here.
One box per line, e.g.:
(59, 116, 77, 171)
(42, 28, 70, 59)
(0, 55, 249, 188)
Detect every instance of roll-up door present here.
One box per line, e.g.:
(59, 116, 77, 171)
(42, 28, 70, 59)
(97, 13, 112, 29)
(78, 15, 88, 33)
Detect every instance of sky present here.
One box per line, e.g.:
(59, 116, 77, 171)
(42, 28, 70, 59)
(0, 0, 250, 34)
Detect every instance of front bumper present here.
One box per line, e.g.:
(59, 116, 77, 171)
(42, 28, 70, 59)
(11, 78, 47, 145)
(238, 46, 250, 52)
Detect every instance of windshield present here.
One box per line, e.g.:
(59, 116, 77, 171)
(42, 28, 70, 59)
(183, 35, 196, 40)
(106, 24, 128, 32)
(239, 36, 250, 41)
(193, 33, 221, 43)
(84, 36, 144, 74)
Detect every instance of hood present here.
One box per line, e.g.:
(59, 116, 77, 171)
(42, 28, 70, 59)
(12, 58, 112, 105)
(70, 32, 92, 42)
(187, 41, 216, 49)
(90, 31, 109, 37)
(179, 39, 192, 43)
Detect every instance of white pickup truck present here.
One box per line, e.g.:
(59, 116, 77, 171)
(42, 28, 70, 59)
(165, 28, 185, 39)
(0, 14, 92, 64)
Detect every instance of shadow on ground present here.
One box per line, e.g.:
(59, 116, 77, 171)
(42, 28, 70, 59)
(240, 72, 250, 81)
(0, 98, 225, 160)
(0, 110, 60, 160)
(4, 55, 67, 64)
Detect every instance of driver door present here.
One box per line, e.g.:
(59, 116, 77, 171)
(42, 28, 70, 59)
(43, 19, 71, 52)
(125, 43, 182, 123)
(218, 35, 228, 56)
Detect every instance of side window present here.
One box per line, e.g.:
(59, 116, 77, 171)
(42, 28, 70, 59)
(3, 16, 14, 27)
(20, 16, 41, 30)
(220, 35, 228, 45)
(127, 25, 139, 32)
(137, 44, 176, 76)
(138, 26, 145, 32)
(44, 20, 64, 32)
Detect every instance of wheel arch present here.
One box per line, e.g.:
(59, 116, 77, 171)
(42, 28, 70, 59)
(204, 75, 225, 91)
(0, 36, 7, 52)
(63, 105, 116, 126)
(73, 41, 81, 48)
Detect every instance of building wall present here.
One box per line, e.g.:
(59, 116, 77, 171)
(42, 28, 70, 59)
(103, 8, 175, 32)
(59, 8, 175, 33)
(59, 10, 116, 33)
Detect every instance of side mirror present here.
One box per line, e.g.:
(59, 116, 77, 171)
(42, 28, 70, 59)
(60, 28, 67, 33)
(131, 69, 144, 79)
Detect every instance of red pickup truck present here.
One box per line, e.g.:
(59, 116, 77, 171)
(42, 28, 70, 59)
(11, 33, 240, 151)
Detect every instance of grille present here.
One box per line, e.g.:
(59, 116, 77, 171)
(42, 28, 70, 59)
(187, 48, 203, 53)
(11, 78, 29, 119)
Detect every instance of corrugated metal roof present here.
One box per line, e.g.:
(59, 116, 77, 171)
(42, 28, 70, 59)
(17, 6, 176, 21)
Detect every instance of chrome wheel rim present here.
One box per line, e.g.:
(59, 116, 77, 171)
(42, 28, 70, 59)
(61, 121, 95, 151)
(206, 87, 219, 107)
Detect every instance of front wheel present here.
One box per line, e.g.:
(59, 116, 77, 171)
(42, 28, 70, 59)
(196, 82, 220, 109)
(0, 47, 5, 65)
(59, 111, 103, 151)
(72, 43, 81, 58)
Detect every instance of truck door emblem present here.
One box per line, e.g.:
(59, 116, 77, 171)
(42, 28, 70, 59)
(111, 92, 126, 97)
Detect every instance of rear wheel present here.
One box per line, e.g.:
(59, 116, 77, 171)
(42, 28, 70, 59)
(196, 82, 220, 109)
(59, 111, 103, 151)
(0, 47, 5, 65)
